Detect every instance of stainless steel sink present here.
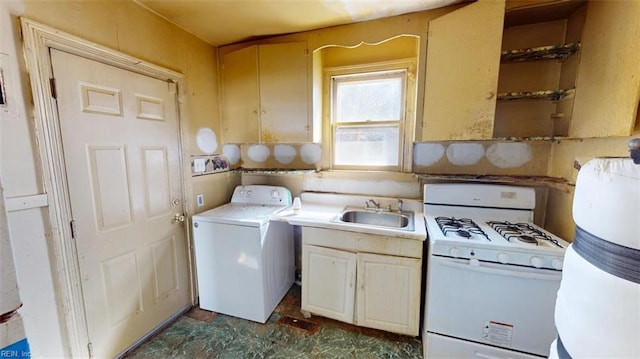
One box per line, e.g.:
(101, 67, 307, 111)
(337, 207, 414, 231)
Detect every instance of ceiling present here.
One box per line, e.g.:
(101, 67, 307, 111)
(135, 0, 464, 46)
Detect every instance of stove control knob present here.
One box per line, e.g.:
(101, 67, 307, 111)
(551, 258, 563, 270)
(449, 247, 460, 257)
(530, 256, 544, 268)
(497, 252, 510, 264)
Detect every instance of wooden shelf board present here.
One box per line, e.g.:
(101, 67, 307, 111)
(233, 168, 318, 174)
(416, 173, 572, 191)
(501, 43, 580, 63)
(497, 88, 575, 102)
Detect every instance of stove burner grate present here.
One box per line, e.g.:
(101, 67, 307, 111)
(487, 221, 563, 248)
(435, 217, 491, 241)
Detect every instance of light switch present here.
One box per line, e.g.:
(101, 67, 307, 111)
(196, 194, 204, 207)
(193, 158, 206, 173)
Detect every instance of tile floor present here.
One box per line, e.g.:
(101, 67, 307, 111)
(124, 285, 423, 358)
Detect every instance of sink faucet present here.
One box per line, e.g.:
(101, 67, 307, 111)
(397, 199, 403, 213)
(365, 199, 380, 210)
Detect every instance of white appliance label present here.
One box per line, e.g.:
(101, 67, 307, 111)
(482, 320, 513, 347)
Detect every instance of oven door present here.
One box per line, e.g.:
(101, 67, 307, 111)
(426, 255, 562, 357)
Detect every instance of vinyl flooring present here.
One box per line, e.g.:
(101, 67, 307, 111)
(124, 285, 423, 359)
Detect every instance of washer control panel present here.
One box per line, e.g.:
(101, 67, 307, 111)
(230, 185, 292, 206)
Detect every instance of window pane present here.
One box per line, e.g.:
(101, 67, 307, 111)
(335, 77, 403, 123)
(334, 125, 399, 166)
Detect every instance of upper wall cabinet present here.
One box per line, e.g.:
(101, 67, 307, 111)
(569, 1, 640, 138)
(221, 42, 309, 143)
(422, 0, 505, 141)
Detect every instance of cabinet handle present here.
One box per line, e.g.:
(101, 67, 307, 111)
(485, 92, 495, 99)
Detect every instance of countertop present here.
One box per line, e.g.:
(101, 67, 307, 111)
(273, 193, 426, 241)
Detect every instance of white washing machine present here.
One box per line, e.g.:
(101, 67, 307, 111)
(192, 185, 294, 323)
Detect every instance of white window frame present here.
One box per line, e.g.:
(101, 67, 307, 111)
(323, 59, 416, 172)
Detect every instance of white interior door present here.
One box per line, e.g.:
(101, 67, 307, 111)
(50, 49, 190, 358)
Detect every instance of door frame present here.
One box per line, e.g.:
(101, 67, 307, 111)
(20, 18, 194, 357)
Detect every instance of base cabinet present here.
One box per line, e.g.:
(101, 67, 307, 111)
(301, 227, 422, 336)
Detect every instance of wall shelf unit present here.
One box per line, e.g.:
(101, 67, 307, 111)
(494, 1, 587, 139)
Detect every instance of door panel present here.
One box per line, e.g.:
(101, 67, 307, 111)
(259, 42, 308, 142)
(221, 45, 260, 143)
(356, 252, 421, 336)
(301, 244, 356, 323)
(422, 0, 504, 140)
(50, 49, 190, 358)
(142, 147, 172, 219)
(150, 235, 180, 302)
(101, 251, 143, 326)
(87, 145, 133, 231)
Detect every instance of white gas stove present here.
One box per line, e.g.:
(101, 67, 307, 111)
(423, 183, 569, 359)
(424, 183, 568, 269)
(424, 215, 567, 270)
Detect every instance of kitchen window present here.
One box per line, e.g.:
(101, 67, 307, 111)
(325, 61, 415, 171)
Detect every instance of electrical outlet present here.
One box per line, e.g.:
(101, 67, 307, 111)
(196, 194, 204, 207)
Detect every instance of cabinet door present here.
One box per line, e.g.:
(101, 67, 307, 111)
(570, 1, 640, 138)
(221, 45, 260, 143)
(422, 0, 505, 140)
(356, 252, 421, 336)
(301, 244, 356, 323)
(259, 42, 309, 142)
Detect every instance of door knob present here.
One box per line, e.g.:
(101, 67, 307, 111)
(174, 213, 186, 222)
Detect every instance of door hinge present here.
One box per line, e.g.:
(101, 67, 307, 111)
(49, 78, 57, 99)
(168, 80, 177, 95)
(87, 342, 93, 357)
(70, 219, 77, 239)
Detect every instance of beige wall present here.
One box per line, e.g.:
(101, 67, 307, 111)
(21, 0, 220, 159)
(545, 135, 638, 239)
(2, 1, 66, 356)
(0, 1, 222, 356)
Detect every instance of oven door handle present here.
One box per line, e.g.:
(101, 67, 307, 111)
(474, 352, 510, 359)
(438, 258, 562, 281)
